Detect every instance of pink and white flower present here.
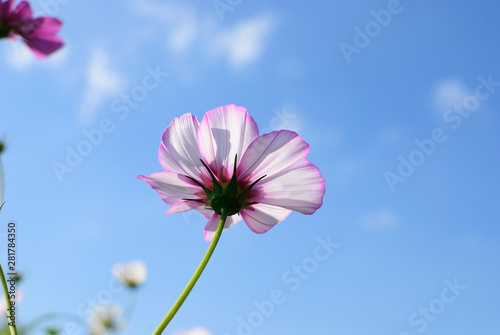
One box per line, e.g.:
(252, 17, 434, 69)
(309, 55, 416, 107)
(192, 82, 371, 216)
(138, 104, 325, 241)
(0, 0, 63, 58)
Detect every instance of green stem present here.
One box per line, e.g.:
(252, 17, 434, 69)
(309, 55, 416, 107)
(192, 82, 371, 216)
(0, 264, 18, 335)
(22, 312, 87, 333)
(152, 209, 228, 335)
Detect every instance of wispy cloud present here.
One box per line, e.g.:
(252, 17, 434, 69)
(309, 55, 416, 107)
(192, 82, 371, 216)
(4, 42, 35, 70)
(210, 14, 276, 68)
(169, 16, 198, 53)
(360, 208, 398, 229)
(432, 79, 471, 113)
(79, 49, 125, 123)
(4, 40, 68, 70)
(131, 1, 199, 53)
(131, 0, 277, 69)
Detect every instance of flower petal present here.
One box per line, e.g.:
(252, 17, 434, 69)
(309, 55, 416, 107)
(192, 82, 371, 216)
(23, 34, 63, 59)
(9, 1, 32, 23)
(31, 16, 63, 35)
(238, 130, 310, 184)
(0, 0, 14, 21)
(165, 200, 207, 215)
(198, 104, 259, 183)
(203, 213, 243, 241)
(247, 158, 325, 214)
(137, 171, 206, 206)
(241, 203, 292, 234)
(159, 113, 210, 183)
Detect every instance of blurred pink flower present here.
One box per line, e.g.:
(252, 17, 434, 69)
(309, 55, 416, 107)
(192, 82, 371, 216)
(139, 104, 325, 241)
(0, 0, 63, 58)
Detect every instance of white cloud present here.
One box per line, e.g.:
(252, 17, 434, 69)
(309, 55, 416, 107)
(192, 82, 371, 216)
(130, 0, 199, 53)
(173, 327, 212, 335)
(4, 40, 68, 69)
(360, 208, 398, 229)
(4, 42, 35, 70)
(169, 16, 198, 53)
(211, 14, 276, 68)
(131, 0, 277, 69)
(79, 49, 125, 123)
(432, 79, 471, 113)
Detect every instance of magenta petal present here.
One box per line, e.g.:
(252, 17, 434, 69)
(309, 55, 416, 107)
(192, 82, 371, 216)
(247, 158, 325, 214)
(137, 171, 205, 206)
(241, 204, 292, 234)
(238, 130, 310, 183)
(159, 113, 210, 183)
(0, 0, 14, 21)
(32, 16, 63, 35)
(197, 104, 259, 183)
(9, 1, 32, 22)
(203, 213, 242, 241)
(24, 35, 63, 59)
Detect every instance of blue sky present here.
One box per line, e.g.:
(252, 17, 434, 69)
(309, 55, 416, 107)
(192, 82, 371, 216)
(1, 0, 500, 334)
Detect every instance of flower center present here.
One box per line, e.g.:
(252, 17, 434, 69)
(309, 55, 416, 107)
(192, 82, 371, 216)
(183, 155, 265, 216)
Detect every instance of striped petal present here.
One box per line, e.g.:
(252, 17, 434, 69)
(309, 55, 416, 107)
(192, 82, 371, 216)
(159, 113, 210, 184)
(203, 213, 243, 242)
(197, 104, 259, 183)
(165, 200, 207, 215)
(247, 158, 325, 215)
(241, 203, 292, 234)
(137, 171, 206, 206)
(238, 130, 310, 184)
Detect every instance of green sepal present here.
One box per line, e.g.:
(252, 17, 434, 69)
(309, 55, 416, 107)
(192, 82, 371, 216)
(225, 155, 239, 199)
(182, 198, 211, 207)
(236, 174, 266, 206)
(199, 159, 223, 198)
(181, 157, 266, 217)
(184, 175, 213, 200)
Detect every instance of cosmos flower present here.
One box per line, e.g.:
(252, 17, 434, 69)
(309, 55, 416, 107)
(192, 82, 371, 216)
(0, 0, 63, 58)
(139, 104, 325, 241)
(112, 260, 147, 288)
(88, 304, 124, 335)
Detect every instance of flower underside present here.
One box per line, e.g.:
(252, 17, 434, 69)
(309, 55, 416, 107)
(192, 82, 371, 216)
(183, 155, 265, 216)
